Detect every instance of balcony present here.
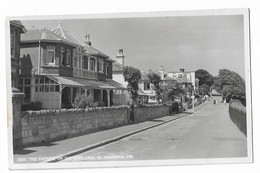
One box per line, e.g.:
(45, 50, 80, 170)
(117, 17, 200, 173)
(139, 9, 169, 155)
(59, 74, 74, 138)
(73, 68, 97, 79)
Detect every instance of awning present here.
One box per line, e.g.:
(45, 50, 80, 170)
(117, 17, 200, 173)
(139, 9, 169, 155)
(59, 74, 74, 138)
(47, 75, 125, 90)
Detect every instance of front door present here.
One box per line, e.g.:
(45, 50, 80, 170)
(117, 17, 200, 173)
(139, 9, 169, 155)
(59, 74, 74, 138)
(62, 87, 72, 108)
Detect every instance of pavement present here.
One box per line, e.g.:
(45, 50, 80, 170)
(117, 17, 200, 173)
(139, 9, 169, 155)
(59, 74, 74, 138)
(13, 101, 208, 164)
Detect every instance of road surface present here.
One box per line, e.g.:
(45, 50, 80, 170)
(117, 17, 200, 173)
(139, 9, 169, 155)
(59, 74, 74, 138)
(61, 100, 247, 162)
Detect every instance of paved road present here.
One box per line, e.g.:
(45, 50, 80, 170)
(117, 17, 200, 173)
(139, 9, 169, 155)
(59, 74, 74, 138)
(61, 100, 247, 162)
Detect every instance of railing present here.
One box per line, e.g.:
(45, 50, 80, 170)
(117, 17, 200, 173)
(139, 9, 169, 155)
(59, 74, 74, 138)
(229, 100, 247, 136)
(73, 68, 97, 79)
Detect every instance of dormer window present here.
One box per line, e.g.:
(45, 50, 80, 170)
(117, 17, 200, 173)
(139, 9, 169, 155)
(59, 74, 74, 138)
(46, 46, 55, 65)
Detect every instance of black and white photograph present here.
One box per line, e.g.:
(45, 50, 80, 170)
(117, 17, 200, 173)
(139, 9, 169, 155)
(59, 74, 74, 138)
(6, 9, 252, 169)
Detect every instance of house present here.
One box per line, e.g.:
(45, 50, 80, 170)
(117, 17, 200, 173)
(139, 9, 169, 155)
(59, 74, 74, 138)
(19, 25, 125, 109)
(138, 72, 157, 103)
(10, 20, 26, 88)
(112, 49, 148, 104)
(138, 67, 197, 103)
(167, 68, 197, 96)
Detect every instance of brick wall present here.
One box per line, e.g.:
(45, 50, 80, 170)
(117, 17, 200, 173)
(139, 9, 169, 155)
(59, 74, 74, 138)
(16, 104, 170, 147)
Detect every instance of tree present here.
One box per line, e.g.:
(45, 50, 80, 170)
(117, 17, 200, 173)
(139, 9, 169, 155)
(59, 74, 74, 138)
(161, 81, 185, 103)
(214, 69, 245, 101)
(195, 69, 214, 87)
(199, 83, 210, 95)
(147, 71, 162, 103)
(123, 66, 141, 104)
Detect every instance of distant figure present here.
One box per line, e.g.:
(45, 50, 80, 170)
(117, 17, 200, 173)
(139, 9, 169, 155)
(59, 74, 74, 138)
(213, 99, 216, 104)
(224, 98, 227, 106)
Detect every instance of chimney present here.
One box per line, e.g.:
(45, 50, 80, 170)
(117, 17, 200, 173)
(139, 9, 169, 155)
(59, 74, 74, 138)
(159, 66, 165, 79)
(84, 34, 91, 46)
(180, 68, 185, 72)
(116, 48, 125, 66)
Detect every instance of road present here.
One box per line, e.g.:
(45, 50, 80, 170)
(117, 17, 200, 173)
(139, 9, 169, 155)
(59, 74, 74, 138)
(61, 100, 247, 162)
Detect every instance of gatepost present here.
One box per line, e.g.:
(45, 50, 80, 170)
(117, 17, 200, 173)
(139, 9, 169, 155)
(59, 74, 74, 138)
(12, 88, 24, 148)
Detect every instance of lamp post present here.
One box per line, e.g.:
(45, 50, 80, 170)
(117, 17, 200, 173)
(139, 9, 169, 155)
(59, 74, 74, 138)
(191, 94, 195, 113)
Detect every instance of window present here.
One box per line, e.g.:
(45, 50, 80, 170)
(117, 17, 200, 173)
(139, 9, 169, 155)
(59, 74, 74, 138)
(24, 79, 31, 85)
(50, 85, 55, 92)
(74, 54, 78, 68)
(83, 56, 88, 69)
(144, 82, 151, 90)
(10, 29, 15, 58)
(81, 56, 84, 69)
(106, 65, 109, 75)
(98, 59, 104, 72)
(66, 49, 71, 66)
(61, 47, 66, 66)
(90, 58, 95, 71)
(46, 46, 55, 65)
(55, 85, 59, 92)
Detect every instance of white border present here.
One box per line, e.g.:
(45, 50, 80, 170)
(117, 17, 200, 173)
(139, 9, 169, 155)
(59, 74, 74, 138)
(6, 9, 252, 170)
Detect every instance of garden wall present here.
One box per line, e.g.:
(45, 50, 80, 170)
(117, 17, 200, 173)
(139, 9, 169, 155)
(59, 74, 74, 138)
(229, 100, 247, 136)
(16, 105, 170, 147)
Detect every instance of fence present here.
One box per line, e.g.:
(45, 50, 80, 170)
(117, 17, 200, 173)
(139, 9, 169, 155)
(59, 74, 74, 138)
(229, 100, 247, 136)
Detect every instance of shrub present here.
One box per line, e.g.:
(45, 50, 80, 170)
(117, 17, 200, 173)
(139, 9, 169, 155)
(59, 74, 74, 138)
(21, 101, 42, 111)
(97, 101, 105, 107)
(171, 101, 179, 113)
(72, 94, 94, 108)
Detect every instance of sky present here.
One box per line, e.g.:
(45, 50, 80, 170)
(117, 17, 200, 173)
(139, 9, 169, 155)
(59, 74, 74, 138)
(21, 15, 245, 78)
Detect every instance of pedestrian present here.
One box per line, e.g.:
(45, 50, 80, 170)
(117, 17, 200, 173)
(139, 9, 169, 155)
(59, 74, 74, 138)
(213, 99, 216, 104)
(224, 98, 227, 106)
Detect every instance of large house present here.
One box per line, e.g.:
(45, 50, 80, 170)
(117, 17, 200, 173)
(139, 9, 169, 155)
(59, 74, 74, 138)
(138, 67, 198, 103)
(10, 20, 26, 88)
(19, 24, 125, 109)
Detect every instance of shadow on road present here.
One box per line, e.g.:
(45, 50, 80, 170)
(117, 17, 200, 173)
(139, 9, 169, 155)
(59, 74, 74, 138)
(14, 142, 58, 155)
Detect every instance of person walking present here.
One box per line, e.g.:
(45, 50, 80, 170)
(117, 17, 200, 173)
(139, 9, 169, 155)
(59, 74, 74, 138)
(224, 98, 227, 106)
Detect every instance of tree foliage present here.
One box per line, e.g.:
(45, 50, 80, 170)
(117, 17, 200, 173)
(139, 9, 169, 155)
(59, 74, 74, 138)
(123, 66, 141, 103)
(147, 71, 162, 102)
(195, 69, 214, 87)
(199, 83, 210, 95)
(214, 69, 245, 97)
(161, 81, 185, 103)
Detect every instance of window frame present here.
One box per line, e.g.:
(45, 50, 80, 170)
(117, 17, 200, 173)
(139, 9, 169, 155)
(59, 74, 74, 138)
(66, 49, 71, 67)
(98, 59, 104, 73)
(46, 46, 55, 66)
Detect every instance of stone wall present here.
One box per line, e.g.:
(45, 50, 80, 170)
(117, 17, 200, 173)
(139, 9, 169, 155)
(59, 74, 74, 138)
(134, 105, 169, 122)
(229, 100, 247, 136)
(16, 104, 170, 148)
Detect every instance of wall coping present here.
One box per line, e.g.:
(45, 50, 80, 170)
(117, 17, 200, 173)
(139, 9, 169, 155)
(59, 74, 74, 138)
(21, 104, 169, 117)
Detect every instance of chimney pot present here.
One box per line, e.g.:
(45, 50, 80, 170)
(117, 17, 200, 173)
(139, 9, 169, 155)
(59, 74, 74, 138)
(85, 34, 91, 46)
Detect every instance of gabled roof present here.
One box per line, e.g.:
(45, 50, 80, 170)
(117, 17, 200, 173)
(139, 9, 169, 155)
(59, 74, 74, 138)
(10, 20, 27, 33)
(21, 28, 76, 47)
(52, 24, 82, 46)
(51, 23, 112, 60)
(112, 61, 124, 72)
